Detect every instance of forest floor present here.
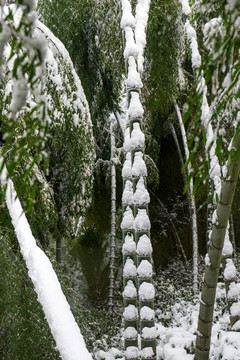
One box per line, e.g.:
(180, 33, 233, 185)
(93, 258, 240, 360)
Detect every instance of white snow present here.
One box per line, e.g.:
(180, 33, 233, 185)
(23, 0, 36, 11)
(140, 306, 155, 321)
(124, 327, 138, 339)
(124, 27, 139, 59)
(224, 259, 236, 281)
(139, 282, 155, 300)
(123, 280, 137, 299)
(140, 347, 154, 359)
(205, 254, 211, 267)
(178, 0, 191, 15)
(123, 258, 137, 278)
(0, 165, 92, 360)
(228, 283, 240, 301)
(130, 122, 145, 150)
(133, 176, 150, 205)
(137, 260, 153, 278)
(125, 346, 138, 359)
(121, 206, 135, 230)
(141, 326, 156, 339)
(121, 0, 136, 29)
(185, 21, 201, 69)
(232, 320, 240, 331)
(230, 302, 240, 317)
(132, 151, 147, 177)
(10, 78, 29, 114)
(122, 152, 132, 178)
(126, 56, 143, 90)
(123, 305, 138, 320)
(136, 234, 153, 256)
(128, 91, 144, 120)
(122, 233, 136, 255)
(0, 23, 11, 56)
(222, 229, 233, 257)
(212, 209, 218, 225)
(135, 0, 151, 73)
(123, 128, 131, 152)
(134, 208, 151, 232)
(122, 180, 134, 206)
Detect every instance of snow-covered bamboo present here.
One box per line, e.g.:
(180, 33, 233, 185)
(120, 1, 156, 359)
(194, 132, 240, 360)
(0, 163, 92, 360)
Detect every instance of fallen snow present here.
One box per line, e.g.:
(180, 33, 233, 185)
(124, 327, 138, 339)
(130, 122, 145, 150)
(178, 0, 191, 15)
(137, 260, 153, 278)
(185, 21, 201, 69)
(122, 180, 134, 206)
(128, 92, 144, 120)
(122, 152, 132, 178)
(224, 259, 236, 281)
(132, 151, 147, 177)
(126, 56, 143, 90)
(136, 234, 153, 256)
(120, 0, 136, 29)
(123, 280, 137, 299)
(125, 346, 138, 359)
(123, 305, 138, 320)
(123, 258, 137, 278)
(134, 208, 151, 232)
(228, 282, 240, 301)
(121, 206, 135, 230)
(139, 282, 155, 300)
(124, 27, 139, 59)
(133, 176, 150, 205)
(140, 347, 154, 359)
(122, 233, 136, 255)
(141, 326, 156, 339)
(140, 306, 155, 321)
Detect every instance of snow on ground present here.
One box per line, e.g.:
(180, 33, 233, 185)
(93, 263, 240, 360)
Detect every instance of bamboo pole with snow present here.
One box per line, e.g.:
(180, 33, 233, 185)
(0, 163, 92, 360)
(172, 100, 198, 293)
(120, 1, 156, 359)
(194, 132, 240, 360)
(181, 0, 240, 334)
(108, 116, 117, 314)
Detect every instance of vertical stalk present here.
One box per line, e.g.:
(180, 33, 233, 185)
(172, 100, 198, 293)
(195, 132, 240, 360)
(108, 119, 117, 314)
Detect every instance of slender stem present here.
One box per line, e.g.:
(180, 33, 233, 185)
(108, 121, 117, 314)
(172, 100, 198, 293)
(195, 132, 240, 360)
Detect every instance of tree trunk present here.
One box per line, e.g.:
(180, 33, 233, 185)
(194, 132, 240, 360)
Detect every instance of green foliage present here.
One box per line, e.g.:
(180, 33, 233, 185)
(183, 1, 240, 195)
(0, 2, 49, 202)
(38, 0, 124, 150)
(0, 233, 60, 360)
(0, 230, 120, 359)
(145, 0, 184, 116)
(39, 22, 95, 234)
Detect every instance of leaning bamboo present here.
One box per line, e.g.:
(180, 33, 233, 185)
(195, 132, 240, 360)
